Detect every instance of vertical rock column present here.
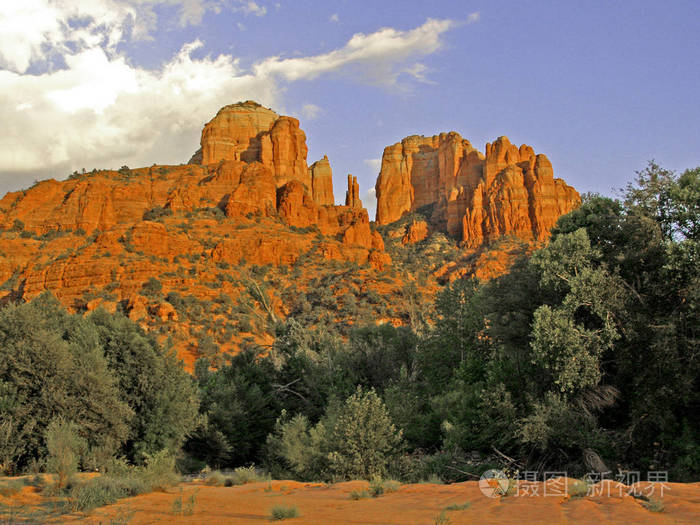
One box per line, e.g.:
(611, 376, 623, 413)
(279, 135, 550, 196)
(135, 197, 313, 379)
(345, 174, 362, 208)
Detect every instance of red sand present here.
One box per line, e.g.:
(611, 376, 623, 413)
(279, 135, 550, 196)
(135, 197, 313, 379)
(54, 478, 700, 524)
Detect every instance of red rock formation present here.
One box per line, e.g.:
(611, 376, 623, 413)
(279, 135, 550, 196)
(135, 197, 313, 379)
(345, 174, 362, 208)
(375, 133, 580, 246)
(309, 155, 334, 206)
(402, 220, 429, 245)
(194, 101, 311, 190)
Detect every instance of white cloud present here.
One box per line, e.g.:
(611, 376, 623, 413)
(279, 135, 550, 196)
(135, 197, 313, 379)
(363, 158, 382, 173)
(329, 13, 339, 23)
(467, 11, 481, 24)
(0, 1, 267, 74)
(237, 1, 267, 17)
(300, 103, 322, 119)
(0, 40, 276, 173)
(253, 18, 455, 85)
(0, 10, 459, 193)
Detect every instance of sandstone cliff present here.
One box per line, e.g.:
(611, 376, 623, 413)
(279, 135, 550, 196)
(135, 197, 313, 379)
(193, 100, 311, 190)
(375, 133, 580, 247)
(0, 101, 391, 367)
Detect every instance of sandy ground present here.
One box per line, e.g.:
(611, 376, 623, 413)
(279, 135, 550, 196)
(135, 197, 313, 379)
(34, 478, 697, 525)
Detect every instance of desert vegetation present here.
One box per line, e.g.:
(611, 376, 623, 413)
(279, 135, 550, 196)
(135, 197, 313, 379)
(0, 163, 698, 520)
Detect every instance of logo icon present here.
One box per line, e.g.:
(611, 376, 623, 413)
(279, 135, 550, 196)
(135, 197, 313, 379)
(479, 469, 509, 498)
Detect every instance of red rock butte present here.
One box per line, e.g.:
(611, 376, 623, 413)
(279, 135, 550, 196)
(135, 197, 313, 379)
(0, 101, 389, 312)
(375, 133, 580, 246)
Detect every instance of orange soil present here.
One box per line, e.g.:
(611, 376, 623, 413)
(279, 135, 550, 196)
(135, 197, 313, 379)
(53, 479, 700, 525)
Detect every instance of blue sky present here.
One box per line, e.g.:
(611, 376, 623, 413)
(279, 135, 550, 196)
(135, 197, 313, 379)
(1, 1, 699, 217)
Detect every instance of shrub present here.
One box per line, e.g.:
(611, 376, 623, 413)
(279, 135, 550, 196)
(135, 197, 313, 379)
(267, 388, 403, 481)
(45, 418, 86, 489)
(171, 488, 197, 516)
(68, 451, 179, 512)
(566, 479, 590, 498)
(325, 387, 404, 480)
(143, 206, 173, 221)
(0, 478, 26, 496)
(444, 502, 471, 511)
(270, 504, 299, 520)
(140, 450, 180, 491)
(349, 488, 369, 500)
(643, 498, 665, 513)
(140, 277, 163, 298)
(204, 470, 226, 486)
(368, 477, 384, 497)
(69, 476, 128, 511)
(434, 511, 451, 525)
(229, 465, 265, 485)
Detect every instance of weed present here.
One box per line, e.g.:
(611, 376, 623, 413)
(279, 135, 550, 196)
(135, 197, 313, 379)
(643, 498, 665, 513)
(382, 480, 401, 493)
(434, 510, 451, 525)
(270, 504, 299, 520)
(229, 466, 266, 485)
(184, 492, 197, 516)
(444, 501, 471, 511)
(171, 493, 182, 515)
(0, 479, 25, 497)
(68, 477, 129, 512)
(109, 505, 135, 524)
(349, 489, 370, 500)
(567, 479, 590, 498)
(368, 477, 384, 497)
(204, 470, 226, 486)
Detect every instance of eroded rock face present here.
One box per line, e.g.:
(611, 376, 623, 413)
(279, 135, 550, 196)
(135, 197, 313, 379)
(194, 101, 311, 190)
(309, 155, 334, 206)
(375, 133, 580, 246)
(345, 174, 362, 209)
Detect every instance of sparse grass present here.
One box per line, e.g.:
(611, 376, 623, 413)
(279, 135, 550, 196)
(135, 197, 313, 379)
(349, 488, 370, 500)
(420, 474, 444, 485)
(270, 504, 299, 520)
(171, 488, 197, 516)
(229, 466, 266, 485)
(383, 480, 401, 493)
(109, 505, 135, 524)
(0, 478, 27, 496)
(434, 510, 452, 525)
(366, 477, 401, 498)
(368, 477, 384, 497)
(204, 470, 226, 486)
(444, 501, 471, 511)
(69, 477, 132, 512)
(642, 497, 665, 513)
(66, 452, 179, 512)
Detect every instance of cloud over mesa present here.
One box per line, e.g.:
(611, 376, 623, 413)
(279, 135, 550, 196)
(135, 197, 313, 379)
(0, 7, 459, 192)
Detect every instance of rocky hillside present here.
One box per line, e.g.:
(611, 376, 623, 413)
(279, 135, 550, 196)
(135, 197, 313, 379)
(0, 101, 580, 366)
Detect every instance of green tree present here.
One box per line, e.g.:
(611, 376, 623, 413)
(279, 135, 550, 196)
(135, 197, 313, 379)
(89, 308, 200, 462)
(325, 387, 403, 480)
(0, 294, 130, 472)
(267, 387, 403, 481)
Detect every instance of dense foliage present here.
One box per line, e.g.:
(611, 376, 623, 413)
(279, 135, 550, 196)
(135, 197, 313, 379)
(0, 162, 697, 483)
(0, 295, 199, 474)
